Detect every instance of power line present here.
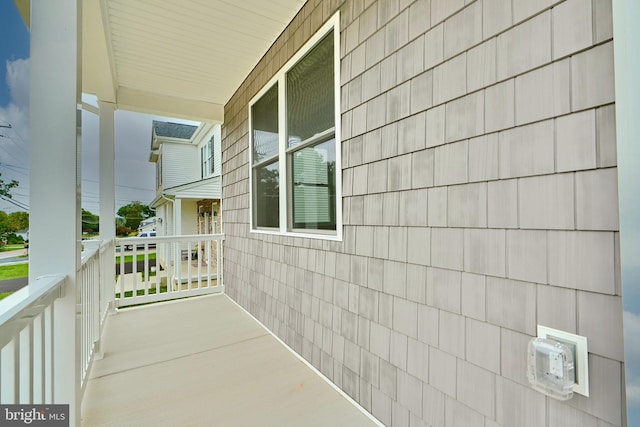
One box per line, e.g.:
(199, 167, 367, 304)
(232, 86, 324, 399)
(0, 195, 29, 211)
(0, 130, 29, 160)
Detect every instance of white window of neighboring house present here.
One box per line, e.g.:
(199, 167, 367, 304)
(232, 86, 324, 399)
(156, 154, 163, 189)
(249, 13, 341, 240)
(201, 136, 214, 179)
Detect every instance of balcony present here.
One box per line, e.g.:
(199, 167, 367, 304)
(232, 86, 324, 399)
(0, 234, 379, 426)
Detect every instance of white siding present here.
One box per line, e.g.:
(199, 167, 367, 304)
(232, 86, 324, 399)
(162, 143, 199, 189)
(180, 199, 198, 235)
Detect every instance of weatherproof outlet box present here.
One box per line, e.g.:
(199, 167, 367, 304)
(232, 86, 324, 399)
(536, 326, 589, 397)
(527, 337, 575, 400)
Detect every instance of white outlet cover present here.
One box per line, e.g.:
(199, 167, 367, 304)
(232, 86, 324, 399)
(538, 325, 589, 397)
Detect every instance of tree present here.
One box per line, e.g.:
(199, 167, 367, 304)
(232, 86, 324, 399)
(82, 209, 99, 233)
(0, 210, 26, 244)
(0, 172, 18, 199)
(116, 201, 154, 231)
(7, 211, 28, 231)
(0, 211, 9, 243)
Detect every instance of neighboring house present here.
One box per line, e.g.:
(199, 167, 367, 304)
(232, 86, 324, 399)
(16, 229, 28, 241)
(137, 218, 157, 234)
(149, 120, 222, 238)
(148, 120, 222, 270)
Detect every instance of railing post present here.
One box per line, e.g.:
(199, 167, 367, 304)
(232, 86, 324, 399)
(29, 0, 82, 424)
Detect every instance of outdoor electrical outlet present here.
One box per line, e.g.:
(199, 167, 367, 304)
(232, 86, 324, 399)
(537, 325, 589, 397)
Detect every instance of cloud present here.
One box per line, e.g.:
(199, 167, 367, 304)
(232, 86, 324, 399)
(0, 58, 30, 212)
(625, 310, 640, 411)
(625, 310, 640, 367)
(0, 57, 30, 142)
(629, 382, 640, 408)
(0, 58, 177, 213)
(5, 58, 29, 109)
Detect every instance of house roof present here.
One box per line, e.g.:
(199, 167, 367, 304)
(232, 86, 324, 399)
(152, 121, 198, 140)
(15, 0, 307, 123)
(151, 176, 222, 208)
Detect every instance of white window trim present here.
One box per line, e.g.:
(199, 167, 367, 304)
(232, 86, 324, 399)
(248, 12, 342, 241)
(198, 126, 222, 179)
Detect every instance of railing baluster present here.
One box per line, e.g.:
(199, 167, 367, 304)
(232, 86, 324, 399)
(187, 241, 192, 292)
(196, 240, 202, 289)
(112, 234, 224, 307)
(1, 339, 17, 403)
(118, 245, 125, 304)
(175, 241, 181, 293)
(132, 246, 138, 299)
(217, 239, 222, 288)
(33, 313, 45, 404)
(19, 325, 32, 403)
(45, 305, 53, 403)
(144, 248, 149, 296)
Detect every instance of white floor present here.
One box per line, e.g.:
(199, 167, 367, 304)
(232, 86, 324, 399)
(81, 294, 378, 427)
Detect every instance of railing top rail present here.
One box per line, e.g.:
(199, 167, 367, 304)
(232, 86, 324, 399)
(0, 275, 66, 330)
(115, 233, 225, 244)
(81, 240, 102, 266)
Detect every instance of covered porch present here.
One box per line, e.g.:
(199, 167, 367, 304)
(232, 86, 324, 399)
(1, 230, 379, 426)
(0, 0, 381, 425)
(81, 294, 375, 426)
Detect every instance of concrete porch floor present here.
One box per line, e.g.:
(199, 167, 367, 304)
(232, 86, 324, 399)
(81, 294, 378, 426)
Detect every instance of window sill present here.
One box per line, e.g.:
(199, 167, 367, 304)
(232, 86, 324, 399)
(250, 227, 342, 242)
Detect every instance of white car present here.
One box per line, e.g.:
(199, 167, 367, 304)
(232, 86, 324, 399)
(124, 231, 157, 250)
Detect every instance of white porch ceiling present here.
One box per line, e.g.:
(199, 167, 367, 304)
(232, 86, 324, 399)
(17, 0, 306, 122)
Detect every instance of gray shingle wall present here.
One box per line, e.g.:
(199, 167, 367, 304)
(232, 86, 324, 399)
(221, 0, 623, 425)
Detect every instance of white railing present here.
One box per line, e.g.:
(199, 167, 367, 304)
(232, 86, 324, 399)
(114, 234, 224, 308)
(0, 275, 65, 404)
(0, 239, 114, 408)
(78, 240, 113, 393)
(0, 233, 223, 418)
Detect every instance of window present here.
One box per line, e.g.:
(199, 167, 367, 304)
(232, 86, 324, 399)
(156, 154, 163, 189)
(249, 14, 341, 239)
(201, 135, 214, 179)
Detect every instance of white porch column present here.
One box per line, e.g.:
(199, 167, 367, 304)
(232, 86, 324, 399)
(98, 102, 116, 313)
(173, 198, 182, 273)
(98, 102, 116, 241)
(28, 0, 82, 424)
(174, 198, 182, 235)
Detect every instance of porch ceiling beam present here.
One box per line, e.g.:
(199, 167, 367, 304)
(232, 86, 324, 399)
(116, 86, 224, 123)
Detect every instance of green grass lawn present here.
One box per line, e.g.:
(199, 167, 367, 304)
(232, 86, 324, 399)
(0, 292, 13, 301)
(0, 263, 28, 281)
(116, 284, 167, 299)
(0, 244, 26, 252)
(117, 252, 157, 263)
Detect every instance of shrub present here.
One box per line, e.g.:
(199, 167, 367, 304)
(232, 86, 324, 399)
(116, 225, 133, 237)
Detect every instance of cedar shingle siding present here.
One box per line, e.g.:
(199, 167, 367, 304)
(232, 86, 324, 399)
(222, 1, 622, 425)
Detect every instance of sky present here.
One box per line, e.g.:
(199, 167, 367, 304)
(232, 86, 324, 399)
(0, 2, 197, 216)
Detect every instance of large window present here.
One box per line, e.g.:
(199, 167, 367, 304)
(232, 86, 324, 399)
(249, 14, 341, 238)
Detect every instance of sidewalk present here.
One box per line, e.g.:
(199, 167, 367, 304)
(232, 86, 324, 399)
(0, 248, 29, 264)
